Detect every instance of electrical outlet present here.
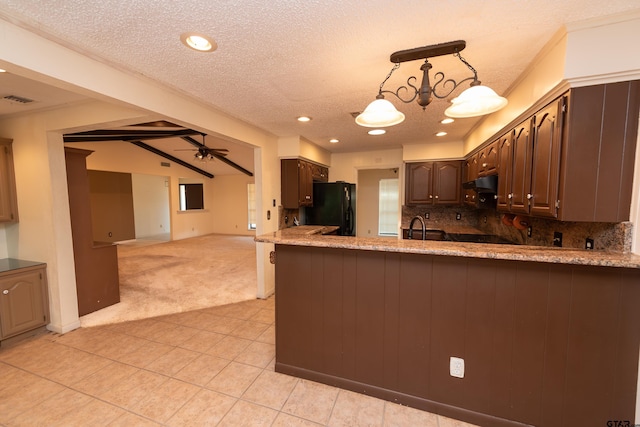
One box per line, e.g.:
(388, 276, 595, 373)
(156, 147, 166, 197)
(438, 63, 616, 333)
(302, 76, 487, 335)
(553, 231, 563, 247)
(450, 357, 465, 378)
(527, 226, 532, 238)
(424, 212, 430, 220)
(455, 212, 462, 221)
(585, 238, 594, 250)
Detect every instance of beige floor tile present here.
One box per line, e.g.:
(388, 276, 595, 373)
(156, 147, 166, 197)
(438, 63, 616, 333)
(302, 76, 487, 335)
(0, 367, 66, 422)
(114, 339, 174, 368)
(234, 341, 276, 368)
(159, 310, 206, 328)
(145, 346, 200, 376)
(147, 323, 200, 346)
(108, 411, 162, 426)
(174, 353, 230, 386)
(272, 412, 324, 427)
(230, 320, 271, 340)
(42, 349, 113, 386)
(207, 335, 253, 360)
(8, 387, 93, 426)
(282, 379, 340, 425)
(178, 329, 225, 353)
(166, 388, 237, 426)
(128, 378, 200, 423)
(99, 369, 168, 409)
(255, 324, 276, 344)
(52, 397, 125, 426)
(120, 318, 175, 339)
(250, 308, 275, 324)
(218, 399, 279, 427)
(328, 389, 385, 426)
(200, 313, 247, 334)
(89, 331, 150, 359)
(206, 361, 262, 397)
(71, 361, 139, 396)
(242, 370, 298, 410)
(383, 402, 438, 426)
(213, 302, 263, 320)
(438, 414, 480, 427)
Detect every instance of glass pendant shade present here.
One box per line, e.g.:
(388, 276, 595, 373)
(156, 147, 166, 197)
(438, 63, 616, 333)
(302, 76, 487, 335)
(444, 84, 508, 118)
(355, 98, 405, 127)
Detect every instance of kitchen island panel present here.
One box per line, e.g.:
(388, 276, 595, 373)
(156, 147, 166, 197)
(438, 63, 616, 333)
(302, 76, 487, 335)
(274, 244, 640, 426)
(397, 253, 433, 398)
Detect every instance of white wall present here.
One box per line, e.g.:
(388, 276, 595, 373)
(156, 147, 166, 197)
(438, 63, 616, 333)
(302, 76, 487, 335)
(132, 173, 170, 238)
(212, 174, 256, 236)
(357, 168, 399, 238)
(330, 148, 403, 183)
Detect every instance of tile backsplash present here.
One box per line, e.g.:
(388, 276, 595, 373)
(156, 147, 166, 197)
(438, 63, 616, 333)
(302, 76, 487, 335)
(402, 205, 632, 253)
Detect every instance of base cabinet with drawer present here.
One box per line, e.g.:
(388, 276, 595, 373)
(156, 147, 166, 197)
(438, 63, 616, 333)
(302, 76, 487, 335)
(0, 260, 49, 341)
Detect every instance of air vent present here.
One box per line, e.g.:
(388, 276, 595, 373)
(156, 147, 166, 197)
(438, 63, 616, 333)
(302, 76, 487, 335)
(3, 95, 35, 104)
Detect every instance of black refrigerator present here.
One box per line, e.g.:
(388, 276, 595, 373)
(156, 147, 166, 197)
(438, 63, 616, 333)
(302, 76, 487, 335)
(304, 182, 356, 236)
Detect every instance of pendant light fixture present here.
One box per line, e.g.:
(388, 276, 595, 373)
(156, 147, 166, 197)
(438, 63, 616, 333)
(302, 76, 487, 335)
(355, 40, 507, 128)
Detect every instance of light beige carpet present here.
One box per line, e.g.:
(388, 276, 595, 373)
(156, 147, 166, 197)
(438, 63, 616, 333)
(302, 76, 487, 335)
(80, 234, 257, 327)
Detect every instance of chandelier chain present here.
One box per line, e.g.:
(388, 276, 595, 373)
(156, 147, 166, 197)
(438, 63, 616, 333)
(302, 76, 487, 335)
(379, 63, 401, 93)
(454, 51, 478, 80)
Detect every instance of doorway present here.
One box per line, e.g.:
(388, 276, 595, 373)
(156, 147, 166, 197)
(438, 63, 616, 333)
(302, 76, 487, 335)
(356, 168, 400, 238)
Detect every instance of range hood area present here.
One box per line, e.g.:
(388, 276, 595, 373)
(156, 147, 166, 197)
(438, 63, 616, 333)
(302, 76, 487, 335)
(462, 174, 498, 193)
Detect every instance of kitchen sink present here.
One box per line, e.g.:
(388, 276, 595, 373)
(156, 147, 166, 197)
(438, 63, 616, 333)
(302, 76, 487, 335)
(402, 230, 517, 244)
(446, 233, 517, 244)
(402, 229, 447, 241)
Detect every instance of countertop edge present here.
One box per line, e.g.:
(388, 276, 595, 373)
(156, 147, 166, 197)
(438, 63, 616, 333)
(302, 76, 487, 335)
(255, 232, 640, 269)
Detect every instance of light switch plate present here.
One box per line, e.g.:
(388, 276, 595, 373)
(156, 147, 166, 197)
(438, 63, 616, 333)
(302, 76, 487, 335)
(450, 356, 465, 378)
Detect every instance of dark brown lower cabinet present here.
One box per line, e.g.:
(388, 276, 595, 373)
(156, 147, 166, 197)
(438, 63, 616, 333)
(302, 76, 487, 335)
(275, 244, 640, 427)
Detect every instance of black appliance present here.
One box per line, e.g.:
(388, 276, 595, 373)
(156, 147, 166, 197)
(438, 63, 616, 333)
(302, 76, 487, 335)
(463, 174, 498, 208)
(304, 182, 356, 236)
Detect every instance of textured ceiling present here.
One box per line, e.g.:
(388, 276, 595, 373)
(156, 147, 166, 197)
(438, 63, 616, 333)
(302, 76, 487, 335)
(0, 0, 639, 156)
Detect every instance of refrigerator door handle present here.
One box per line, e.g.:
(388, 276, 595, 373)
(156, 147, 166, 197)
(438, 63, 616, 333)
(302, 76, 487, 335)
(345, 205, 354, 235)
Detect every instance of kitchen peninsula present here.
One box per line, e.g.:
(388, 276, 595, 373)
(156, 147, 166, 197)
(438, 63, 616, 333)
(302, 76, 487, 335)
(256, 228, 640, 426)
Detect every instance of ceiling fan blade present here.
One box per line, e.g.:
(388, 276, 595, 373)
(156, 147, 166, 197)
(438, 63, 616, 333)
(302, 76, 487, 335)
(174, 148, 198, 151)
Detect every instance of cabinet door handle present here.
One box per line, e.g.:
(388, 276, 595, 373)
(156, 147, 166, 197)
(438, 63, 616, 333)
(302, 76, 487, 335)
(305, 195, 311, 200)
(2, 290, 8, 295)
(527, 193, 533, 200)
(429, 195, 433, 199)
(508, 193, 513, 199)
(482, 163, 488, 167)
(434, 195, 439, 199)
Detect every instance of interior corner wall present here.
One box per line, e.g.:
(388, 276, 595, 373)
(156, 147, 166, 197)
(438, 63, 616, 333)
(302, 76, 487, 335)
(211, 174, 256, 236)
(330, 149, 403, 184)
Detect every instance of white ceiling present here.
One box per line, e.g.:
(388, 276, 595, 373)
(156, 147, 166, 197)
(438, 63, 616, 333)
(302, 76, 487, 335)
(0, 0, 639, 162)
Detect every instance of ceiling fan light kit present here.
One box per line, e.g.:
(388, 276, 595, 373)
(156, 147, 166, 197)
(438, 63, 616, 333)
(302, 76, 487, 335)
(356, 40, 507, 128)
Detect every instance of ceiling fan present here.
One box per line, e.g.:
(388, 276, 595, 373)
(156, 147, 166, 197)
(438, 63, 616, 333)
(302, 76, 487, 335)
(175, 133, 229, 161)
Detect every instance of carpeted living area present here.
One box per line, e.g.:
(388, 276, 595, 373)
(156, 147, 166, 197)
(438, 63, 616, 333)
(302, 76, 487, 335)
(80, 234, 258, 327)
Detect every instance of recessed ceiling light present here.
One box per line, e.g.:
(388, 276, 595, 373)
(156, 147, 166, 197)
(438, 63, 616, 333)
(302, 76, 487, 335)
(180, 33, 217, 52)
(297, 116, 312, 122)
(329, 138, 339, 144)
(0, 69, 6, 73)
(368, 129, 386, 136)
(436, 131, 447, 137)
(441, 118, 454, 124)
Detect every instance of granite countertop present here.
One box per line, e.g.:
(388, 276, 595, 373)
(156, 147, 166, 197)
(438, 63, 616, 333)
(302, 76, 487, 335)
(256, 228, 640, 269)
(277, 225, 341, 236)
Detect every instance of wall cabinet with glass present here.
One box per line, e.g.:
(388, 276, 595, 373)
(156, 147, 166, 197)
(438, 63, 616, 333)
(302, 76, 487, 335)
(405, 161, 462, 206)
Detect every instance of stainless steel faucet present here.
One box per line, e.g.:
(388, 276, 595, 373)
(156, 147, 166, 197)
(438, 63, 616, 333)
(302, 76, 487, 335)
(408, 215, 426, 240)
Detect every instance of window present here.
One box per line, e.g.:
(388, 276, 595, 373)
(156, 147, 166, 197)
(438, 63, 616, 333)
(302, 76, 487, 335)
(179, 183, 204, 210)
(247, 183, 256, 230)
(378, 178, 399, 236)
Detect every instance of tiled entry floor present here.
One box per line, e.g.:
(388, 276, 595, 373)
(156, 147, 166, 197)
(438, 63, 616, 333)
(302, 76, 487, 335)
(0, 298, 478, 426)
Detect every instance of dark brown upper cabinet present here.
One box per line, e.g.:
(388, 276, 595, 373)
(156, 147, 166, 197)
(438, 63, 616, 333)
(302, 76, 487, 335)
(405, 161, 462, 206)
(463, 155, 479, 206)
(281, 159, 329, 209)
(491, 80, 639, 222)
(477, 140, 498, 176)
(0, 138, 19, 223)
